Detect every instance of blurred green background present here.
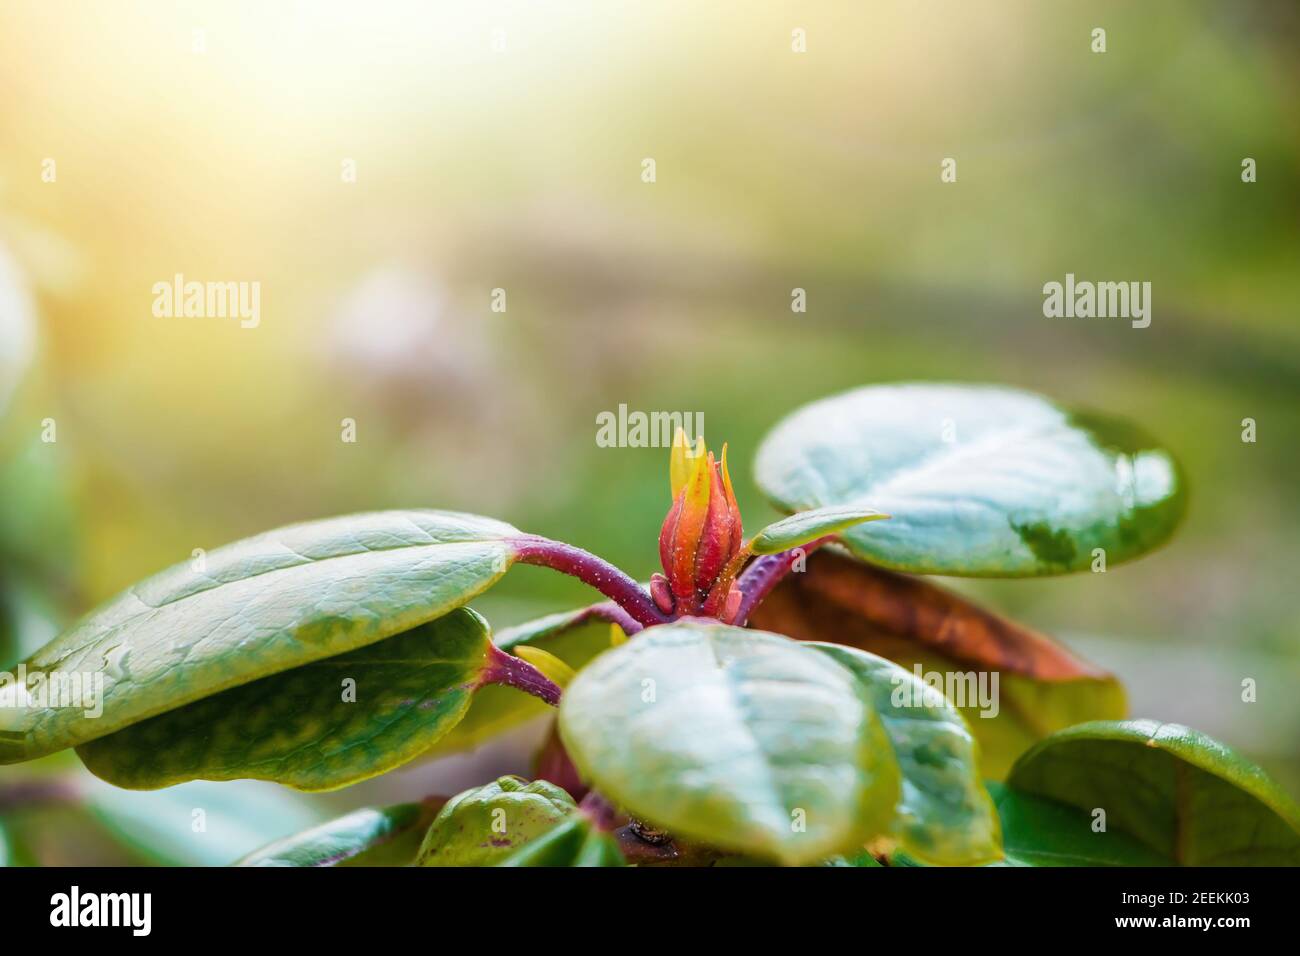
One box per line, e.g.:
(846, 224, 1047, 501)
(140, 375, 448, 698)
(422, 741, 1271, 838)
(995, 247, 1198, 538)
(0, 0, 1296, 863)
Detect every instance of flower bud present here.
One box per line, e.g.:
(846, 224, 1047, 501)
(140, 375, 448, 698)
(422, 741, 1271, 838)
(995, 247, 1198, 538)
(658, 429, 743, 614)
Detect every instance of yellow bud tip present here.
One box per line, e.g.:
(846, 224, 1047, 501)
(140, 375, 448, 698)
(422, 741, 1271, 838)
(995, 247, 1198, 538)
(669, 427, 708, 498)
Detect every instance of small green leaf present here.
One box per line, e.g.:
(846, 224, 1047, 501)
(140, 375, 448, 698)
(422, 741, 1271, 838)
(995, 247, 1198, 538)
(417, 776, 576, 867)
(807, 643, 1001, 866)
(496, 814, 625, 867)
(77, 608, 497, 791)
(755, 383, 1186, 576)
(1006, 720, 1300, 865)
(0, 510, 522, 763)
(558, 621, 900, 866)
(748, 506, 889, 555)
(235, 801, 441, 867)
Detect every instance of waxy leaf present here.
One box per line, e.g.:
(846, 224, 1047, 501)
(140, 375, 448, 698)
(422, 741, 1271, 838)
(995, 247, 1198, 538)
(984, 782, 1169, 867)
(77, 608, 499, 791)
(0, 510, 521, 763)
(749, 551, 1124, 777)
(496, 814, 625, 867)
(417, 776, 577, 866)
(755, 384, 1186, 576)
(235, 801, 442, 867)
(1006, 720, 1300, 865)
(558, 622, 900, 866)
(808, 643, 1000, 866)
(748, 506, 889, 556)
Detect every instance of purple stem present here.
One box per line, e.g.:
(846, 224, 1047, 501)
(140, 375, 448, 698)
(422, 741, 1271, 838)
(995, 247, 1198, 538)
(732, 536, 832, 625)
(512, 536, 669, 629)
(482, 644, 563, 706)
(582, 600, 644, 636)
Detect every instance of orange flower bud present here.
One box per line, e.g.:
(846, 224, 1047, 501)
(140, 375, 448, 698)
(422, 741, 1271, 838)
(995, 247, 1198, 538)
(658, 429, 744, 614)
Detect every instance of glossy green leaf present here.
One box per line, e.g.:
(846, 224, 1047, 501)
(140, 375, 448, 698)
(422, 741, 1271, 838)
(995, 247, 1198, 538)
(235, 801, 442, 867)
(496, 814, 625, 867)
(984, 782, 1170, 867)
(755, 383, 1186, 576)
(0, 510, 521, 763)
(428, 608, 614, 756)
(749, 552, 1126, 778)
(1006, 719, 1300, 865)
(558, 621, 900, 866)
(748, 506, 889, 556)
(76, 608, 497, 791)
(417, 776, 577, 866)
(807, 643, 1000, 866)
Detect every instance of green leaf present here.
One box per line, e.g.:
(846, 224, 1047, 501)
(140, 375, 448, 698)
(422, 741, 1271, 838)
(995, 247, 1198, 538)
(983, 782, 1170, 866)
(1006, 720, 1300, 865)
(235, 801, 442, 867)
(76, 608, 498, 791)
(496, 814, 625, 867)
(0, 510, 522, 763)
(748, 506, 889, 555)
(428, 607, 614, 756)
(820, 849, 883, 867)
(755, 383, 1186, 576)
(807, 643, 1001, 866)
(749, 551, 1125, 778)
(417, 776, 577, 866)
(494, 606, 617, 651)
(558, 621, 900, 866)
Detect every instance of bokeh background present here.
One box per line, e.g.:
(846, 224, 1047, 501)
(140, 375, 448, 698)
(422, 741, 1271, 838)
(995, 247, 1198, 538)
(0, 0, 1296, 863)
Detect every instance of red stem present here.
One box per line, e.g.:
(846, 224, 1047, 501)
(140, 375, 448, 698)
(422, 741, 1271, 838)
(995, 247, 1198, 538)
(512, 536, 670, 629)
(481, 644, 563, 706)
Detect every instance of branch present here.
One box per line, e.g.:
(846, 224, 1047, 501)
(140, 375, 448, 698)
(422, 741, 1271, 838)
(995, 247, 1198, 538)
(481, 644, 564, 706)
(511, 536, 669, 629)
